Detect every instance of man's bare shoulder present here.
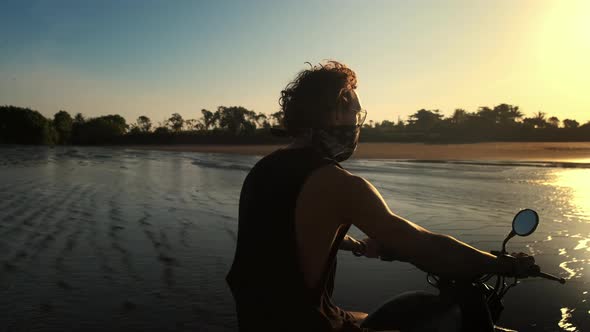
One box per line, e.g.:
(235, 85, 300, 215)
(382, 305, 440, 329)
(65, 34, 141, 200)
(309, 164, 361, 186)
(304, 164, 372, 202)
(297, 164, 367, 226)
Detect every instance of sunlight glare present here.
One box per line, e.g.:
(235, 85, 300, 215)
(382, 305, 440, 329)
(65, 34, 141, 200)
(552, 169, 590, 222)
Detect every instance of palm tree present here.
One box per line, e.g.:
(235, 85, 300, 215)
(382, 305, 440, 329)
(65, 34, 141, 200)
(476, 107, 496, 124)
(493, 104, 523, 125)
(533, 111, 546, 122)
(533, 111, 548, 128)
(523, 111, 548, 128)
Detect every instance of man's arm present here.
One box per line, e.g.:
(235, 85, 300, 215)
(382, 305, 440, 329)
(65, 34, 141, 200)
(331, 169, 524, 279)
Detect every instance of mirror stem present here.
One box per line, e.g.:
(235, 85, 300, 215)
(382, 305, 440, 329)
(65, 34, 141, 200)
(501, 230, 516, 255)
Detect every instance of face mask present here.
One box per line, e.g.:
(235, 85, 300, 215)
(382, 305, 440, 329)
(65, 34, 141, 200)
(307, 125, 360, 162)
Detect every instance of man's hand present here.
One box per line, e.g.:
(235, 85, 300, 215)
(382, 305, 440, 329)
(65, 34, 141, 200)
(340, 235, 381, 259)
(499, 252, 538, 278)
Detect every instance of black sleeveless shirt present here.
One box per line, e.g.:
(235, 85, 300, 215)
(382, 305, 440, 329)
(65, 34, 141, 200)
(226, 146, 363, 332)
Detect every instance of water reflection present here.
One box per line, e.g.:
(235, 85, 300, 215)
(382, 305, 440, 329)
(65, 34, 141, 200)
(540, 169, 590, 283)
(559, 307, 577, 331)
(551, 169, 590, 222)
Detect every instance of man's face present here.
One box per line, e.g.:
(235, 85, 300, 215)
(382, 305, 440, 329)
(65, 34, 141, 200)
(329, 90, 363, 127)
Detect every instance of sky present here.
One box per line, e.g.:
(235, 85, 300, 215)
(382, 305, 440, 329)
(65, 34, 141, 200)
(1, 0, 589, 125)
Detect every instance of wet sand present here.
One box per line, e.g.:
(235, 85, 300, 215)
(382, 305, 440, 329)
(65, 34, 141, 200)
(129, 142, 590, 162)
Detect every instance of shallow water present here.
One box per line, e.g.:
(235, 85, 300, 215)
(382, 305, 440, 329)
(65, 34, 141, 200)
(0, 146, 589, 331)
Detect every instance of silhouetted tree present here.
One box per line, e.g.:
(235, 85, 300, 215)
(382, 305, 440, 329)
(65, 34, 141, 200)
(195, 122, 206, 131)
(379, 120, 395, 128)
(475, 106, 496, 125)
(74, 113, 85, 124)
(563, 119, 580, 129)
(154, 126, 170, 135)
(493, 104, 523, 125)
(167, 113, 184, 132)
(217, 106, 258, 135)
(53, 110, 73, 144)
(185, 119, 204, 131)
(548, 116, 560, 128)
(407, 109, 443, 131)
(244, 110, 259, 128)
(128, 125, 141, 135)
(71, 113, 85, 143)
(137, 116, 152, 132)
(253, 113, 268, 128)
(4, 103, 590, 145)
(200, 109, 217, 130)
(523, 111, 548, 128)
(395, 119, 406, 130)
(270, 111, 284, 126)
(0, 105, 56, 144)
(450, 109, 468, 125)
(72, 114, 127, 144)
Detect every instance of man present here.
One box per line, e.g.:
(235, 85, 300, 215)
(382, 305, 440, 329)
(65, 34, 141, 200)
(226, 61, 535, 331)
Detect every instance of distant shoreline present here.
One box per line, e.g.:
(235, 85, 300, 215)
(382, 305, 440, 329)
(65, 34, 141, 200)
(128, 142, 590, 163)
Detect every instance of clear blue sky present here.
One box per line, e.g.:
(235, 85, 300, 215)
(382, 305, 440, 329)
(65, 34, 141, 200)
(1, 0, 588, 125)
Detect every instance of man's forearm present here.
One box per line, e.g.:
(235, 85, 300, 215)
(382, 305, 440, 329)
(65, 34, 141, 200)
(378, 231, 513, 278)
(409, 233, 513, 278)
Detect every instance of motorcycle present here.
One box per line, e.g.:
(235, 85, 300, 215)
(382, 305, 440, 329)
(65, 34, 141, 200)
(354, 209, 566, 332)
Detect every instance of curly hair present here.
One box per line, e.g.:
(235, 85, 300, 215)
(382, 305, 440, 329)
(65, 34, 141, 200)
(278, 60, 357, 136)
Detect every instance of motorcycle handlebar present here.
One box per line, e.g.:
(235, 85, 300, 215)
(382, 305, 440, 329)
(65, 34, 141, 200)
(533, 271, 566, 284)
(351, 248, 567, 283)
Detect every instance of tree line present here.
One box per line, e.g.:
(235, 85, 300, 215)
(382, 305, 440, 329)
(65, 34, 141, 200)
(1, 104, 590, 145)
(0, 105, 285, 145)
(361, 104, 590, 143)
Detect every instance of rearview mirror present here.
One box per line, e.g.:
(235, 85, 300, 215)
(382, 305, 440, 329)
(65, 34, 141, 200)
(501, 209, 539, 254)
(512, 209, 539, 236)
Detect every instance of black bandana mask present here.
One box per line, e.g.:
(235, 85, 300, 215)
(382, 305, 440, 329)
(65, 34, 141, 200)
(302, 125, 360, 162)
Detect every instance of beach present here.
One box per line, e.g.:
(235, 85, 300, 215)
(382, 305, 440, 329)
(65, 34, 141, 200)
(1, 145, 588, 330)
(131, 142, 590, 162)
